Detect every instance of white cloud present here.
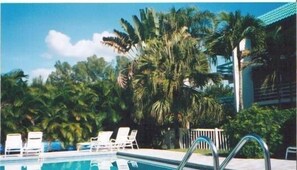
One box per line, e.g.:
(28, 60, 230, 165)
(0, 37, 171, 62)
(45, 30, 119, 62)
(31, 68, 55, 80)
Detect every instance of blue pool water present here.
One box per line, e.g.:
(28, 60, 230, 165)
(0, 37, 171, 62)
(0, 156, 177, 170)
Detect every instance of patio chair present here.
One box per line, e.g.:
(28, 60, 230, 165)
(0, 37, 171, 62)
(110, 127, 130, 150)
(285, 146, 297, 159)
(4, 133, 23, 156)
(90, 131, 113, 152)
(125, 130, 139, 149)
(23, 131, 43, 155)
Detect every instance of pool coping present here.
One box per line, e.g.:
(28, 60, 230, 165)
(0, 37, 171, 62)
(117, 151, 217, 170)
(117, 149, 297, 170)
(0, 150, 117, 164)
(1, 149, 296, 170)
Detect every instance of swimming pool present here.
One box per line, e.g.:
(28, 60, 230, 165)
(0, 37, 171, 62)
(0, 155, 181, 170)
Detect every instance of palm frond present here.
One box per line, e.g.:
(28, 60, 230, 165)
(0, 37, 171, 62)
(120, 18, 139, 44)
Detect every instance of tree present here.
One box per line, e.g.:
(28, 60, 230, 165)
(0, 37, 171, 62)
(72, 55, 111, 82)
(102, 8, 160, 88)
(103, 7, 216, 88)
(102, 8, 160, 56)
(1, 56, 132, 147)
(47, 61, 72, 85)
(43, 56, 129, 146)
(1, 70, 34, 142)
(102, 7, 222, 148)
(37, 81, 105, 146)
(206, 11, 265, 111)
(132, 26, 221, 148)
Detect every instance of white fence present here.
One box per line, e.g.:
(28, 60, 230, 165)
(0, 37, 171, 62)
(180, 128, 229, 150)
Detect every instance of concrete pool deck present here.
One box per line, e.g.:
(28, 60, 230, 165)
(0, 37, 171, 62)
(118, 149, 296, 170)
(0, 149, 296, 170)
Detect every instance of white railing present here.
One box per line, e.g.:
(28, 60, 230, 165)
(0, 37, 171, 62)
(180, 128, 229, 150)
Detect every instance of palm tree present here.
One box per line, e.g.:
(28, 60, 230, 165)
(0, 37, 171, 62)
(102, 7, 222, 148)
(132, 26, 221, 148)
(39, 82, 105, 147)
(102, 8, 160, 88)
(206, 11, 265, 111)
(103, 7, 216, 89)
(1, 70, 42, 142)
(103, 8, 160, 56)
(159, 7, 215, 40)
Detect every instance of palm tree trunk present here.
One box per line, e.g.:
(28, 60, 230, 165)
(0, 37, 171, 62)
(173, 112, 180, 148)
(289, 81, 294, 106)
(276, 73, 282, 107)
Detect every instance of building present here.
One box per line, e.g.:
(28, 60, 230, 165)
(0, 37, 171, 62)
(217, 3, 296, 109)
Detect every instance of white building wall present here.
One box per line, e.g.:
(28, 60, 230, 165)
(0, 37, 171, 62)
(242, 56, 254, 109)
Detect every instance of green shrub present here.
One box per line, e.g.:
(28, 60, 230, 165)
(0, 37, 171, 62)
(223, 105, 296, 158)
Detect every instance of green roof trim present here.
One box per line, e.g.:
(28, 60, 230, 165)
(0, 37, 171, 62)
(258, 3, 296, 26)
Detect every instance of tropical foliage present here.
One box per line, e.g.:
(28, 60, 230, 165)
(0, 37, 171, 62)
(197, 84, 234, 127)
(1, 70, 32, 139)
(103, 7, 216, 88)
(1, 56, 130, 147)
(103, 7, 225, 148)
(206, 11, 266, 111)
(2, 6, 291, 152)
(223, 105, 296, 158)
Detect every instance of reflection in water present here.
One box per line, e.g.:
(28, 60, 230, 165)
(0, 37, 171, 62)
(1, 157, 174, 170)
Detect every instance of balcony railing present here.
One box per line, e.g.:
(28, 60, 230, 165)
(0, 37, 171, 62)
(254, 82, 296, 104)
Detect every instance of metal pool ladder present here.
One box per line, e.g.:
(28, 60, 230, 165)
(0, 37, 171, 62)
(177, 136, 220, 170)
(177, 134, 271, 170)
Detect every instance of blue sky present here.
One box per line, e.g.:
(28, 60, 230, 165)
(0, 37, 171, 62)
(1, 2, 287, 81)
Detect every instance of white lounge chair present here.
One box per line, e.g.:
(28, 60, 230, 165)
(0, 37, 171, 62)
(110, 127, 130, 150)
(76, 142, 91, 151)
(23, 131, 43, 155)
(90, 131, 113, 152)
(125, 130, 139, 149)
(285, 146, 297, 159)
(4, 133, 23, 156)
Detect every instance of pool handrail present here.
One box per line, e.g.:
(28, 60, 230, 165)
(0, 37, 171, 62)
(177, 136, 219, 170)
(219, 134, 271, 170)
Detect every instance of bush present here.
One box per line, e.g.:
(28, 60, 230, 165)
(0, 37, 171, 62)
(223, 105, 296, 158)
